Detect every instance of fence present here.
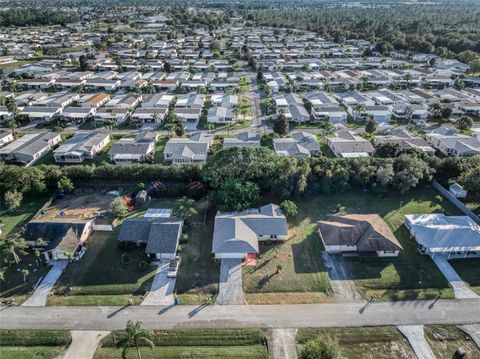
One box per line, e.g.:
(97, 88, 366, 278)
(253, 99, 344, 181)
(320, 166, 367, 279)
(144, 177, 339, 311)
(432, 180, 480, 225)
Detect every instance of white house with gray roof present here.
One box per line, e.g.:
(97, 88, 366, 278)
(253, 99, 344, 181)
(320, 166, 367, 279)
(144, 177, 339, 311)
(0, 132, 61, 165)
(426, 127, 480, 157)
(54, 132, 110, 163)
(223, 131, 260, 149)
(273, 131, 320, 158)
(212, 204, 288, 259)
(327, 129, 374, 158)
(163, 132, 213, 164)
(108, 137, 155, 164)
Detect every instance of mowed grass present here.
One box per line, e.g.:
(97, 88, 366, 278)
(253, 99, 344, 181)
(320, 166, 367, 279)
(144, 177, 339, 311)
(243, 196, 332, 303)
(0, 195, 50, 235)
(425, 325, 480, 359)
(95, 329, 268, 359)
(48, 231, 156, 306)
(449, 258, 480, 295)
(296, 327, 415, 359)
(175, 199, 220, 304)
(341, 188, 459, 301)
(0, 330, 71, 359)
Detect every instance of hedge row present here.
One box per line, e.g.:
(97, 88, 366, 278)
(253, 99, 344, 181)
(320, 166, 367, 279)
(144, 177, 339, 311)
(101, 329, 266, 347)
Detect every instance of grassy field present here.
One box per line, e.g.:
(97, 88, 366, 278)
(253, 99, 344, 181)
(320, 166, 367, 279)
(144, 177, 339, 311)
(243, 195, 332, 304)
(449, 258, 480, 295)
(341, 187, 459, 301)
(296, 327, 415, 359)
(0, 330, 71, 359)
(153, 136, 168, 163)
(425, 325, 480, 359)
(0, 195, 50, 235)
(48, 231, 156, 306)
(175, 199, 220, 304)
(95, 329, 268, 359)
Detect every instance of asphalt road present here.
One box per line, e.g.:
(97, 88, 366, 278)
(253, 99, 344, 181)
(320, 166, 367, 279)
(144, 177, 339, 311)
(2, 299, 480, 331)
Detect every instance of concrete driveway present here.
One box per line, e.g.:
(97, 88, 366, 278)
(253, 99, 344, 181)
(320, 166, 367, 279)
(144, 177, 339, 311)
(22, 260, 68, 307)
(398, 325, 436, 359)
(141, 261, 176, 306)
(322, 252, 364, 302)
(431, 254, 479, 299)
(59, 331, 110, 359)
(266, 328, 298, 359)
(216, 258, 245, 305)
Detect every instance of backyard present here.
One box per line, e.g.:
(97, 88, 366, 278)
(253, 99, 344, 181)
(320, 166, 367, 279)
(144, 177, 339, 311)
(94, 329, 267, 359)
(296, 327, 416, 359)
(0, 195, 50, 235)
(245, 186, 462, 303)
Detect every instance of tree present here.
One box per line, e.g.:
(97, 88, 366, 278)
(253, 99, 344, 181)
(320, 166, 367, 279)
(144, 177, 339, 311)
(217, 179, 259, 212)
(21, 269, 29, 283)
(300, 335, 341, 359)
(172, 196, 197, 220)
(57, 177, 74, 193)
(3, 118, 18, 137)
(280, 200, 298, 218)
(393, 154, 432, 193)
(163, 61, 172, 73)
(429, 103, 443, 119)
(0, 235, 28, 265)
(458, 163, 480, 195)
(79, 54, 89, 71)
(111, 197, 128, 218)
(441, 106, 452, 119)
(353, 104, 365, 120)
(4, 190, 22, 211)
(364, 118, 377, 135)
(273, 111, 289, 136)
(374, 142, 401, 158)
(455, 116, 473, 131)
(164, 123, 175, 138)
(116, 320, 154, 359)
(174, 123, 185, 137)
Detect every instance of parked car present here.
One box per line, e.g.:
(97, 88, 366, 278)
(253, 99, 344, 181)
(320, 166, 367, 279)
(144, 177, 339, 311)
(167, 258, 181, 278)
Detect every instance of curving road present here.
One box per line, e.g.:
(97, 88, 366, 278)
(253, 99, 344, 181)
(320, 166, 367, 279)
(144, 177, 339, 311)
(2, 298, 480, 331)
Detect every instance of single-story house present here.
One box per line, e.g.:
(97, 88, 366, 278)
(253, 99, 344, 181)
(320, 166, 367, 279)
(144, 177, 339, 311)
(318, 214, 403, 257)
(117, 217, 183, 260)
(404, 214, 480, 258)
(163, 132, 213, 164)
(273, 131, 320, 158)
(108, 138, 155, 164)
(0, 130, 14, 147)
(327, 130, 374, 158)
(0, 131, 61, 165)
(223, 131, 261, 149)
(54, 132, 110, 163)
(212, 204, 288, 259)
(23, 218, 94, 262)
(207, 106, 234, 123)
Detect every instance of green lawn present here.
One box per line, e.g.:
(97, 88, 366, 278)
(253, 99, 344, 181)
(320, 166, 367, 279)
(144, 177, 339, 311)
(296, 327, 415, 359)
(175, 199, 220, 304)
(425, 326, 480, 359)
(95, 329, 267, 359)
(243, 195, 332, 304)
(246, 187, 460, 303)
(153, 136, 168, 163)
(449, 258, 480, 295)
(341, 188, 459, 301)
(0, 330, 71, 359)
(48, 231, 156, 306)
(0, 195, 50, 235)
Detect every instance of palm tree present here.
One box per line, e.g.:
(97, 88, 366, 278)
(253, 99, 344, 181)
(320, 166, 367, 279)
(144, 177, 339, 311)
(116, 320, 154, 359)
(164, 123, 175, 138)
(429, 103, 443, 120)
(0, 235, 28, 265)
(353, 104, 366, 120)
(172, 196, 197, 221)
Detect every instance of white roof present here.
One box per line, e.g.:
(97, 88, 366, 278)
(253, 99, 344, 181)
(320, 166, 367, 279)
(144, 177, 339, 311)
(405, 214, 480, 252)
(144, 208, 172, 218)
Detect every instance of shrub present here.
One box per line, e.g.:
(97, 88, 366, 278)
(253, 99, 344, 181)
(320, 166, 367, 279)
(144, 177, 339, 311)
(4, 190, 22, 211)
(280, 200, 298, 218)
(300, 335, 341, 359)
(120, 253, 131, 265)
(111, 197, 128, 218)
(137, 260, 150, 271)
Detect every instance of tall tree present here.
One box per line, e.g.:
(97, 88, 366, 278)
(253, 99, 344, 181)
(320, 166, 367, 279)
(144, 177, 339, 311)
(116, 320, 154, 359)
(0, 235, 28, 265)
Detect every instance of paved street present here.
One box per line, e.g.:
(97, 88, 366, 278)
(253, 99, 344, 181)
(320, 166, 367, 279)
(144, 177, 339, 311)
(2, 299, 480, 331)
(22, 260, 68, 307)
(216, 258, 245, 305)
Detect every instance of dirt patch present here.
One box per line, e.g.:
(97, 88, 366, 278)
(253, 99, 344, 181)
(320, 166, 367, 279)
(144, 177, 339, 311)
(36, 192, 113, 221)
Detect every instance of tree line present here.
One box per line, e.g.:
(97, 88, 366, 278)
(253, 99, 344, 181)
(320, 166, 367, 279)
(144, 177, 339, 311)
(0, 8, 78, 27)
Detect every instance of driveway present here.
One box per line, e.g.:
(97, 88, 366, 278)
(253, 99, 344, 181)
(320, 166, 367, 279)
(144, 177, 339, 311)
(59, 331, 110, 359)
(430, 254, 479, 299)
(216, 258, 245, 305)
(459, 324, 480, 348)
(141, 261, 176, 306)
(22, 260, 68, 307)
(321, 252, 364, 302)
(266, 328, 298, 359)
(398, 325, 436, 359)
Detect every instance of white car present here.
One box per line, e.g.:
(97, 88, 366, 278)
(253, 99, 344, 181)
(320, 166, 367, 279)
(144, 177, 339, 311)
(167, 258, 181, 278)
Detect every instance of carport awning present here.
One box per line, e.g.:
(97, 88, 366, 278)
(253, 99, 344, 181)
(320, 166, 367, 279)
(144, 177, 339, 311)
(429, 246, 480, 252)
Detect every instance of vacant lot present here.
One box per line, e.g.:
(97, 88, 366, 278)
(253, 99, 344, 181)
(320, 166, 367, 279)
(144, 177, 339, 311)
(246, 187, 460, 302)
(48, 231, 156, 305)
(449, 258, 480, 295)
(296, 327, 415, 359)
(425, 325, 480, 359)
(0, 330, 71, 359)
(94, 329, 268, 359)
(243, 199, 332, 304)
(37, 192, 112, 220)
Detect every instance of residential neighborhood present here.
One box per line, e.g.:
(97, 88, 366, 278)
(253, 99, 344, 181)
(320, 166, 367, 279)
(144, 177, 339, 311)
(0, 1, 480, 359)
